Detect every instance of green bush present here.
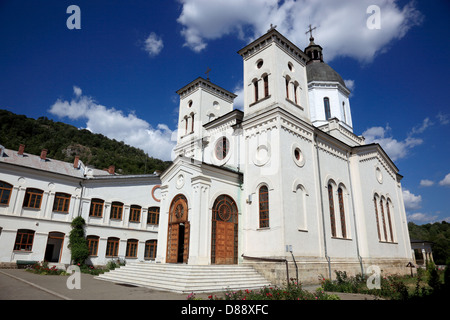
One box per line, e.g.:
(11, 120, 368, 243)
(68, 217, 89, 265)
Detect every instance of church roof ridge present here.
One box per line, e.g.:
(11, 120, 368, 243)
(237, 28, 309, 64)
(176, 77, 237, 102)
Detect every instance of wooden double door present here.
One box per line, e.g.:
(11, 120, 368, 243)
(166, 195, 190, 263)
(211, 195, 238, 265)
(166, 194, 239, 265)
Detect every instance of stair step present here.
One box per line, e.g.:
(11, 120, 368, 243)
(95, 263, 271, 293)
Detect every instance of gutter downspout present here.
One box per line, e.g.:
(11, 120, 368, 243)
(314, 133, 331, 279)
(346, 151, 364, 276)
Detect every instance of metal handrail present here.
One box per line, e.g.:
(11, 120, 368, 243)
(241, 254, 291, 285)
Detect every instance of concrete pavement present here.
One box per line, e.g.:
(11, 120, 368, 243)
(0, 268, 195, 300)
(0, 268, 381, 300)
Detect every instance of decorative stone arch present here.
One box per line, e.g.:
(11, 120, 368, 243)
(292, 179, 309, 231)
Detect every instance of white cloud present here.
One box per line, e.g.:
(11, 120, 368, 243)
(402, 189, 422, 211)
(420, 179, 434, 187)
(407, 212, 439, 224)
(439, 173, 450, 187)
(48, 87, 175, 161)
(437, 112, 449, 125)
(73, 86, 82, 97)
(344, 79, 355, 92)
(233, 82, 244, 111)
(176, 0, 423, 62)
(409, 117, 433, 136)
(362, 125, 422, 161)
(143, 32, 164, 57)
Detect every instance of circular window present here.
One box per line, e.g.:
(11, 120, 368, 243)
(174, 203, 184, 219)
(288, 62, 294, 72)
(256, 59, 264, 69)
(292, 145, 305, 167)
(188, 100, 193, 108)
(151, 185, 161, 202)
(376, 167, 383, 184)
(215, 137, 229, 160)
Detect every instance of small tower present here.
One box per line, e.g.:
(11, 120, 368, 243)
(238, 27, 311, 123)
(174, 77, 237, 160)
(305, 30, 353, 132)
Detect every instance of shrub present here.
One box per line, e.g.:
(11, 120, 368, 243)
(68, 217, 89, 265)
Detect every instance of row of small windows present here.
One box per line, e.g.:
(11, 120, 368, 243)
(252, 75, 301, 106)
(12, 229, 157, 259)
(373, 194, 395, 243)
(88, 236, 157, 259)
(0, 181, 159, 225)
(184, 113, 195, 135)
(89, 198, 160, 225)
(1, 182, 72, 212)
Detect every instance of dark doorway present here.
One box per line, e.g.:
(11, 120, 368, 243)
(44, 232, 64, 263)
(177, 223, 185, 263)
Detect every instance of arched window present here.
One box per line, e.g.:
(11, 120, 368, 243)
(87, 235, 99, 256)
(294, 82, 298, 104)
(184, 116, 189, 135)
(338, 187, 347, 238)
(23, 188, 43, 209)
(342, 101, 347, 123)
(373, 195, 381, 241)
(263, 75, 269, 97)
(380, 198, 388, 241)
(259, 185, 269, 228)
(106, 237, 119, 257)
(254, 80, 259, 102)
(145, 240, 157, 259)
(285, 77, 290, 99)
(14, 229, 35, 251)
(386, 200, 394, 242)
(53, 192, 71, 213)
(129, 205, 141, 222)
(147, 206, 160, 225)
(111, 202, 124, 220)
(324, 97, 331, 120)
(328, 184, 336, 237)
(191, 113, 195, 133)
(89, 198, 104, 217)
(0, 181, 13, 205)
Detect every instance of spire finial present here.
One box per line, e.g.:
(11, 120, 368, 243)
(305, 24, 317, 41)
(268, 24, 277, 32)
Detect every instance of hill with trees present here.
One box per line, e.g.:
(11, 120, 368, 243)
(408, 221, 450, 265)
(0, 109, 171, 175)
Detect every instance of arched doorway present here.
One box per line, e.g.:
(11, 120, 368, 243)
(166, 194, 190, 263)
(44, 232, 65, 263)
(211, 195, 238, 264)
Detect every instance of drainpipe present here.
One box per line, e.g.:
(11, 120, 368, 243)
(314, 133, 331, 279)
(346, 151, 364, 276)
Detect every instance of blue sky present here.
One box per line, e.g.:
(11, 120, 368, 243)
(0, 0, 449, 224)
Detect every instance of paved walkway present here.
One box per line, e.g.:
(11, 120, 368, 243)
(0, 269, 381, 300)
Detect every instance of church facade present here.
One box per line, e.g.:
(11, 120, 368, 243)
(0, 28, 413, 284)
(155, 28, 413, 282)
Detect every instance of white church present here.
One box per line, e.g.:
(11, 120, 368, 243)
(0, 28, 413, 285)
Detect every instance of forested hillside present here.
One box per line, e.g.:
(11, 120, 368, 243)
(408, 221, 450, 265)
(0, 109, 171, 174)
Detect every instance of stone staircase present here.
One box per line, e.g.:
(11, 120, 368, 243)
(95, 262, 271, 293)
